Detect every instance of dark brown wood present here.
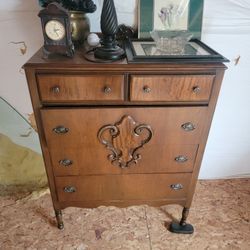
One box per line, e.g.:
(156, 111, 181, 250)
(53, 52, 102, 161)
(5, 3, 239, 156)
(55, 209, 64, 230)
(38, 3, 74, 57)
(58, 199, 187, 209)
(180, 207, 190, 226)
(130, 75, 214, 102)
(37, 74, 125, 102)
(25, 68, 61, 211)
(39, 142, 198, 177)
(185, 69, 226, 208)
(97, 115, 153, 168)
(24, 46, 227, 232)
(24, 48, 226, 71)
(55, 173, 192, 202)
(40, 107, 206, 176)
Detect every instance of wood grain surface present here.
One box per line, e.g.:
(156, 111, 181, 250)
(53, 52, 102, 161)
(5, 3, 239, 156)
(130, 75, 214, 102)
(37, 74, 125, 102)
(55, 173, 192, 202)
(41, 107, 206, 176)
(24, 47, 226, 229)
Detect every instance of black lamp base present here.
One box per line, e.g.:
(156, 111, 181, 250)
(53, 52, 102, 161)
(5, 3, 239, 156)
(94, 45, 125, 61)
(94, 0, 125, 61)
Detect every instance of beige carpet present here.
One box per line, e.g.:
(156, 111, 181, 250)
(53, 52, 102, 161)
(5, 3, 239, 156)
(0, 179, 249, 250)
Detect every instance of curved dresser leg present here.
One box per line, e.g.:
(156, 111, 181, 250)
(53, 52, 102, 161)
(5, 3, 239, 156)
(169, 207, 194, 234)
(55, 209, 64, 230)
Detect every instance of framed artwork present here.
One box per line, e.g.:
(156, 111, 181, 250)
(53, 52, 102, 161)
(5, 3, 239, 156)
(138, 0, 204, 39)
(124, 39, 229, 63)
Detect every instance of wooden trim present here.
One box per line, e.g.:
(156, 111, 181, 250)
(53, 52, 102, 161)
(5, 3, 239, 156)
(58, 199, 187, 209)
(25, 68, 60, 209)
(185, 68, 226, 208)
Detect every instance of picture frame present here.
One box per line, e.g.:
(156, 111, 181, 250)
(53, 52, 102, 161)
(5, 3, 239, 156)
(124, 38, 229, 64)
(138, 0, 204, 39)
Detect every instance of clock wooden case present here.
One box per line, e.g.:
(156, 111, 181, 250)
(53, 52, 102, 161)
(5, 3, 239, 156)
(38, 3, 74, 58)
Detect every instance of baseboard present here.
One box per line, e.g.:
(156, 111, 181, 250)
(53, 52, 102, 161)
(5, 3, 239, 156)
(199, 173, 250, 180)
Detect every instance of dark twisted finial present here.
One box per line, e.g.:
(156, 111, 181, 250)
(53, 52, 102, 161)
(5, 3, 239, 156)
(101, 0, 118, 35)
(94, 0, 125, 60)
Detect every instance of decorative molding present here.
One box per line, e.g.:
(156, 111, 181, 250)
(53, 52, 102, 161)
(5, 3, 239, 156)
(97, 115, 153, 168)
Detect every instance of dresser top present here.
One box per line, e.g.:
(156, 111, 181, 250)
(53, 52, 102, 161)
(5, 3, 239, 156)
(24, 48, 227, 71)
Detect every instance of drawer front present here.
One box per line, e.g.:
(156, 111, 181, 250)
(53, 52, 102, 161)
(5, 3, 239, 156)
(130, 75, 214, 102)
(37, 75, 125, 102)
(41, 107, 207, 176)
(55, 173, 192, 202)
(47, 144, 198, 176)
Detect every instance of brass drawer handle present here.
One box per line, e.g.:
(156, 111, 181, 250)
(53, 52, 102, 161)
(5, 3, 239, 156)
(143, 86, 151, 93)
(170, 184, 183, 190)
(59, 159, 73, 167)
(181, 122, 196, 132)
(192, 86, 201, 93)
(53, 126, 69, 134)
(51, 86, 60, 93)
(175, 156, 188, 163)
(64, 186, 76, 193)
(103, 86, 112, 94)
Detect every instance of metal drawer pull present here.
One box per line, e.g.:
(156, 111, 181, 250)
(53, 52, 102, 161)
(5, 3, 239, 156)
(51, 86, 60, 93)
(64, 186, 76, 193)
(192, 86, 201, 93)
(59, 159, 73, 167)
(175, 156, 188, 163)
(143, 86, 151, 93)
(181, 122, 196, 132)
(104, 86, 112, 94)
(53, 126, 69, 134)
(170, 184, 183, 190)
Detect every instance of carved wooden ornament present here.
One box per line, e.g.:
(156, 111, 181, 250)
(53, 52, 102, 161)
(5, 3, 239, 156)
(97, 115, 153, 168)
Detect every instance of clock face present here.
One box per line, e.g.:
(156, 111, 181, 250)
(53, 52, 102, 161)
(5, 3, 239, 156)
(45, 20, 66, 41)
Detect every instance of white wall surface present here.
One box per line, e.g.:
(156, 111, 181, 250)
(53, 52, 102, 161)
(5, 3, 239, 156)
(199, 0, 250, 178)
(0, 0, 249, 179)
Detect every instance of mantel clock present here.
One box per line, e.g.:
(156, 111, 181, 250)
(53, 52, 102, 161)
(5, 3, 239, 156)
(38, 2, 74, 58)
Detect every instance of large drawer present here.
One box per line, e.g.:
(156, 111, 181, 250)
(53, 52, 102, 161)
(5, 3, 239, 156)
(55, 173, 192, 202)
(130, 75, 214, 102)
(45, 144, 198, 176)
(41, 107, 207, 176)
(37, 74, 125, 102)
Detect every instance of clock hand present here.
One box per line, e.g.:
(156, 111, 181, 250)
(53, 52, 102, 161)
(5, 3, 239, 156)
(53, 28, 60, 37)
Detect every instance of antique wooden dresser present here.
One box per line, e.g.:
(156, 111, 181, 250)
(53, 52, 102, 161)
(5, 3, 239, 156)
(24, 47, 227, 234)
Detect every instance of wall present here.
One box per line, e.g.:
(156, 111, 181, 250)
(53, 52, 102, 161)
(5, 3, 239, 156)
(200, 0, 250, 178)
(0, 0, 249, 180)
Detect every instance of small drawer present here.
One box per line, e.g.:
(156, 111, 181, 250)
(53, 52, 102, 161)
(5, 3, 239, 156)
(37, 74, 125, 102)
(55, 173, 192, 202)
(130, 75, 214, 102)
